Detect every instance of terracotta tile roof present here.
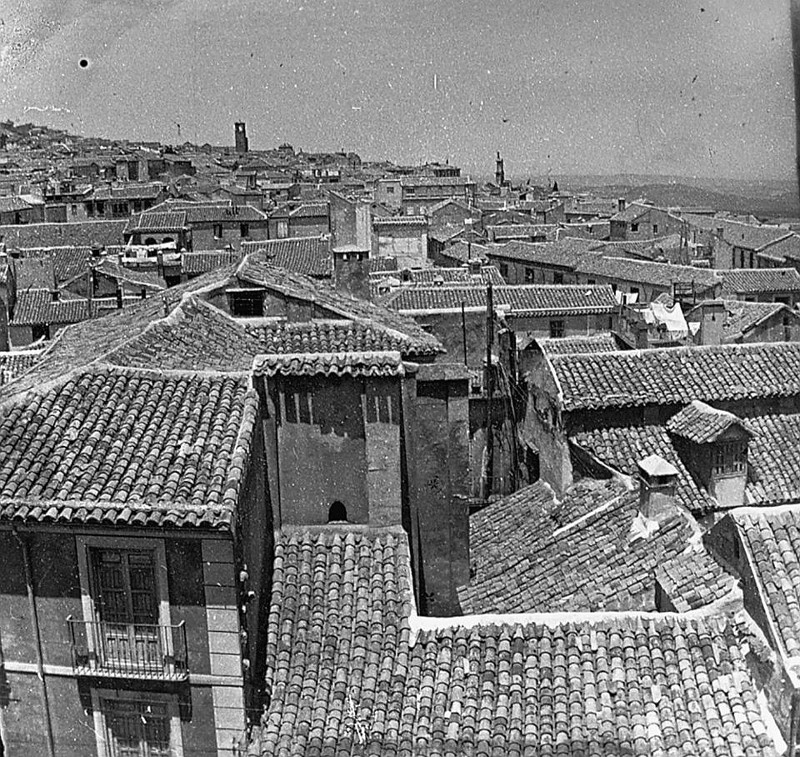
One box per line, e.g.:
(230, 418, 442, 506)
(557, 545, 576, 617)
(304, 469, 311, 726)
(240, 236, 332, 277)
(0, 266, 242, 401)
(719, 267, 800, 295)
(574, 254, 720, 291)
(487, 223, 552, 240)
(487, 238, 593, 268)
(572, 425, 714, 514)
(666, 400, 753, 444)
(574, 413, 800, 512)
(253, 350, 405, 378)
(537, 333, 621, 356)
(610, 202, 680, 224)
(459, 479, 694, 614)
(0, 221, 128, 251)
(151, 200, 268, 224)
(736, 509, 800, 658)
(384, 283, 617, 315)
(251, 527, 777, 757)
(655, 549, 736, 612)
(17, 246, 93, 285)
(247, 319, 427, 359)
(551, 342, 800, 412)
(10, 289, 93, 326)
(686, 300, 789, 340)
(589, 234, 683, 261)
(237, 252, 443, 356)
(124, 210, 188, 233)
(372, 215, 428, 227)
(0, 349, 45, 386)
(106, 294, 262, 372)
(0, 365, 256, 529)
(181, 250, 244, 275)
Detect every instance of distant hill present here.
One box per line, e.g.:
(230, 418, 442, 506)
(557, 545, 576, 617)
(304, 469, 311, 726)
(522, 174, 800, 221)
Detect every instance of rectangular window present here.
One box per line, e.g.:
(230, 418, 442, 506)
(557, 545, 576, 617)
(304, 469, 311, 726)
(712, 442, 747, 476)
(213, 223, 223, 238)
(631, 222, 639, 232)
(553, 272, 564, 285)
(386, 186, 395, 194)
(549, 320, 565, 338)
(103, 698, 170, 757)
(524, 267, 535, 283)
(277, 220, 289, 239)
(240, 223, 250, 238)
(498, 263, 508, 278)
(71, 204, 79, 216)
(652, 224, 658, 234)
(228, 289, 265, 317)
(587, 278, 596, 285)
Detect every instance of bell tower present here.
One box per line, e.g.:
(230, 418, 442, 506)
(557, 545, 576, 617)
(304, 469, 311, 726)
(234, 122, 249, 154)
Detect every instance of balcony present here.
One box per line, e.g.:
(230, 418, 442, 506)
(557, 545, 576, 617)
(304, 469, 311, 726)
(67, 617, 189, 681)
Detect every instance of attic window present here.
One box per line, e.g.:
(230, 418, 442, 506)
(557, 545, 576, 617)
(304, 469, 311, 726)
(712, 442, 747, 476)
(228, 288, 265, 317)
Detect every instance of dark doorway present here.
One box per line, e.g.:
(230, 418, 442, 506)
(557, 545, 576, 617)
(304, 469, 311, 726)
(328, 501, 347, 522)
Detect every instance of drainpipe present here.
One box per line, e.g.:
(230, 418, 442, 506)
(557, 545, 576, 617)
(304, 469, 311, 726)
(13, 529, 56, 757)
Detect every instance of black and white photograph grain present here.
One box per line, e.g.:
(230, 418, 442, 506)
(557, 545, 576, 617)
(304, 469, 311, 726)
(1, 0, 800, 755)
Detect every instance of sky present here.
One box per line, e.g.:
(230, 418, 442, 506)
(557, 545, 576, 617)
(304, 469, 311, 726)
(0, 0, 796, 180)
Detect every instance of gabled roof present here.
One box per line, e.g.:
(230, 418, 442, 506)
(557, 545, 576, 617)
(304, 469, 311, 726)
(236, 251, 443, 356)
(383, 283, 617, 316)
(250, 526, 777, 756)
(17, 246, 94, 286)
(106, 294, 262, 372)
(610, 201, 678, 224)
(0, 364, 256, 530)
(458, 478, 694, 614)
(240, 236, 332, 278)
(719, 267, 800, 295)
(574, 254, 720, 290)
(536, 333, 621, 356)
(550, 342, 800, 412)
(666, 400, 753, 444)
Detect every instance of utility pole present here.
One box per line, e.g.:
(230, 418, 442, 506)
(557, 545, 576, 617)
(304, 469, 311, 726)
(483, 284, 494, 501)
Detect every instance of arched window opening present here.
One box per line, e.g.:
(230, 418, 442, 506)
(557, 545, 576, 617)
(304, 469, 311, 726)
(328, 501, 347, 523)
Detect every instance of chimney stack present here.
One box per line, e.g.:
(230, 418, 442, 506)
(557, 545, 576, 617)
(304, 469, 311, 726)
(618, 198, 626, 213)
(636, 454, 679, 525)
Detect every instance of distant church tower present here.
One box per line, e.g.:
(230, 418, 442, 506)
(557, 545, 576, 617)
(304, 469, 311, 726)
(234, 122, 249, 154)
(495, 151, 505, 186)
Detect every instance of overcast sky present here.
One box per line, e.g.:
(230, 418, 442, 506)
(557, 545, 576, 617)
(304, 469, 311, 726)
(0, 0, 795, 180)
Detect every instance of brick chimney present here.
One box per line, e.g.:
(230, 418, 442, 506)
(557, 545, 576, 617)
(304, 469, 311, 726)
(637, 454, 679, 524)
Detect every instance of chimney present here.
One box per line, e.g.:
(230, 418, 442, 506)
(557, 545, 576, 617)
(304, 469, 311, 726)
(698, 300, 726, 346)
(468, 259, 482, 275)
(636, 454, 679, 525)
(618, 198, 626, 213)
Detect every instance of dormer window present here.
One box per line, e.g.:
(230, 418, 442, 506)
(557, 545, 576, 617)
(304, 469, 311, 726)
(712, 441, 747, 476)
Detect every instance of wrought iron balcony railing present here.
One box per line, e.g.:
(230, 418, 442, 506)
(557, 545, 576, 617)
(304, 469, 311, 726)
(67, 617, 189, 681)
